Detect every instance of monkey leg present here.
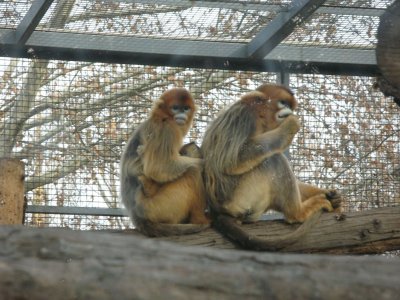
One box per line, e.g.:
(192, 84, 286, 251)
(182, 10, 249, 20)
(284, 193, 335, 224)
(298, 181, 342, 212)
(139, 169, 208, 225)
(185, 169, 210, 224)
(187, 190, 210, 225)
(211, 171, 326, 251)
(188, 205, 210, 224)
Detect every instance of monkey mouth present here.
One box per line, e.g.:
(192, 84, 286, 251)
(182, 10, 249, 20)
(175, 117, 187, 125)
(277, 108, 293, 120)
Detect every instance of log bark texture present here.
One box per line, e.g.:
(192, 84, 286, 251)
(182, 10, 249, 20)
(0, 225, 400, 300)
(152, 207, 400, 254)
(0, 158, 25, 224)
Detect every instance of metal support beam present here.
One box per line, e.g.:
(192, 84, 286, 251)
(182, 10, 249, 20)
(25, 204, 284, 223)
(26, 205, 127, 217)
(0, 29, 378, 76)
(277, 70, 290, 86)
(247, 0, 327, 59)
(15, 0, 54, 45)
(115, 1, 386, 16)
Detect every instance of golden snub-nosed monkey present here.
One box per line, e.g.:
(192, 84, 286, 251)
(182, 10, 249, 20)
(120, 88, 209, 236)
(201, 84, 341, 251)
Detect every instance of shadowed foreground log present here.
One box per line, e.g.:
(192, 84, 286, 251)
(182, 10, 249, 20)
(0, 225, 400, 300)
(154, 206, 400, 254)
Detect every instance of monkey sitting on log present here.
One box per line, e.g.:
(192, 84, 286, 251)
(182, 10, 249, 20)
(120, 88, 209, 237)
(201, 84, 342, 251)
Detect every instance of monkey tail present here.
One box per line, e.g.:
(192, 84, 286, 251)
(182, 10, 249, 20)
(134, 217, 209, 237)
(213, 210, 322, 251)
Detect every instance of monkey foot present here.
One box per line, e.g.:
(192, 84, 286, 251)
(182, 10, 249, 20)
(326, 190, 342, 211)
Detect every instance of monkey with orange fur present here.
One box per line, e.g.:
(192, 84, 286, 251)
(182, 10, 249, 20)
(201, 84, 341, 251)
(120, 88, 209, 237)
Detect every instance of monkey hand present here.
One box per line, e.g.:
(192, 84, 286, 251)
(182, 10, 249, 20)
(275, 115, 300, 151)
(280, 114, 300, 135)
(169, 157, 204, 180)
(138, 175, 160, 197)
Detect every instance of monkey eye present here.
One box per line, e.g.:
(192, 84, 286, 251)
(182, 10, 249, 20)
(278, 100, 291, 108)
(171, 105, 191, 112)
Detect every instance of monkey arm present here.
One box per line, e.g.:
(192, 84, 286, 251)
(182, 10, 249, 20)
(226, 116, 300, 176)
(225, 132, 286, 175)
(141, 121, 202, 183)
(124, 156, 143, 177)
(143, 155, 202, 183)
(124, 151, 201, 187)
(140, 141, 203, 183)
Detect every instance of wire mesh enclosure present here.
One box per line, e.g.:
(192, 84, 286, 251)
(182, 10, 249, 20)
(0, 0, 399, 230)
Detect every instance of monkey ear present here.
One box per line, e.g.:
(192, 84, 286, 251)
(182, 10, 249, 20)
(157, 101, 167, 111)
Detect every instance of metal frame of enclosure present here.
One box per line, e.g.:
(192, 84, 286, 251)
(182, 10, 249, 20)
(1, 0, 383, 75)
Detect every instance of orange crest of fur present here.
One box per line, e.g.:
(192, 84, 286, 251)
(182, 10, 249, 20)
(256, 84, 298, 110)
(239, 84, 298, 131)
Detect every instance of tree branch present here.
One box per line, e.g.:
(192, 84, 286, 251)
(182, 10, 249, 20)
(153, 207, 400, 254)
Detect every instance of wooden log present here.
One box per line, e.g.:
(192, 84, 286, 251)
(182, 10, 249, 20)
(0, 225, 399, 300)
(151, 206, 400, 254)
(0, 158, 25, 224)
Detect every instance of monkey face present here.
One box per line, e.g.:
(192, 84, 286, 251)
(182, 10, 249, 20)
(255, 84, 298, 130)
(155, 88, 195, 127)
(170, 104, 192, 125)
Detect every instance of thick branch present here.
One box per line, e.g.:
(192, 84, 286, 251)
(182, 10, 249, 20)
(153, 206, 400, 254)
(0, 225, 399, 299)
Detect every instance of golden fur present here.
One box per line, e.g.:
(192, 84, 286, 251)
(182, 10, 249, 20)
(201, 84, 341, 251)
(120, 88, 209, 236)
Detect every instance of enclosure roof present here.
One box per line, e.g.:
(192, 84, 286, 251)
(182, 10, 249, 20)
(0, 0, 395, 75)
